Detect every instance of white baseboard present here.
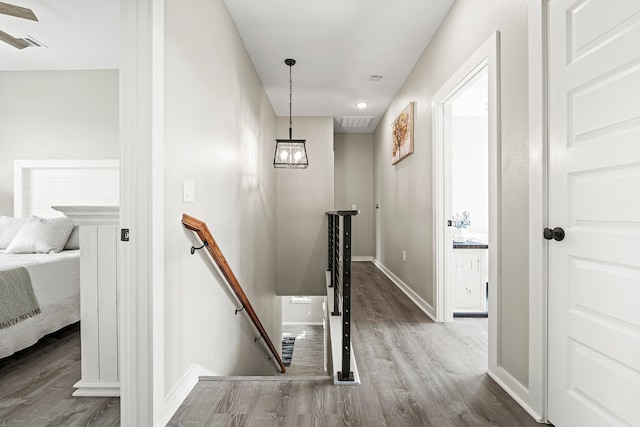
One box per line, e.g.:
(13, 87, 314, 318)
(157, 364, 215, 427)
(371, 259, 437, 321)
(352, 256, 374, 262)
(282, 321, 324, 326)
(72, 380, 120, 397)
(487, 367, 541, 422)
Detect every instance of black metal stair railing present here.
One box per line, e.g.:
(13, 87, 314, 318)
(326, 209, 359, 382)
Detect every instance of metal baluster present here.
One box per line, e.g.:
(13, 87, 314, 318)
(332, 215, 341, 316)
(328, 215, 334, 286)
(338, 214, 354, 381)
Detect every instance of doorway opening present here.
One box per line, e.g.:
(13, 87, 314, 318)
(447, 69, 489, 319)
(280, 296, 327, 376)
(432, 32, 500, 374)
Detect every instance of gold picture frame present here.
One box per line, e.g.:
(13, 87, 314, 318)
(391, 101, 415, 165)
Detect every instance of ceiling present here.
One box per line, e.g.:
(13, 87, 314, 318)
(0, 0, 455, 134)
(223, 0, 454, 133)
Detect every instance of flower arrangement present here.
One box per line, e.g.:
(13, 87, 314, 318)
(452, 211, 471, 229)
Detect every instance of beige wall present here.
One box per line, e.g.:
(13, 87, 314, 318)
(373, 0, 529, 386)
(334, 133, 375, 257)
(276, 116, 334, 296)
(281, 296, 324, 324)
(0, 70, 119, 216)
(163, 0, 280, 390)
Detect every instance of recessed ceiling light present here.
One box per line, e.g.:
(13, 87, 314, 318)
(356, 102, 368, 109)
(369, 75, 383, 81)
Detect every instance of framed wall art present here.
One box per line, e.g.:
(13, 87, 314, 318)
(391, 101, 415, 165)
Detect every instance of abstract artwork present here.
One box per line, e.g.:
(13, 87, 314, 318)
(392, 101, 415, 165)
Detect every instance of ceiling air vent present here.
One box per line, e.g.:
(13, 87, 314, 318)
(15, 35, 46, 48)
(341, 116, 374, 128)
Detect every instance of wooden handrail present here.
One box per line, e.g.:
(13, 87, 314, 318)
(182, 213, 286, 373)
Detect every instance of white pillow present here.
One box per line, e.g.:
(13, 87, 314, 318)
(0, 216, 27, 249)
(64, 225, 80, 250)
(6, 215, 75, 254)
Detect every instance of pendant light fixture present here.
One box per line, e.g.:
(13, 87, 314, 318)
(274, 58, 309, 169)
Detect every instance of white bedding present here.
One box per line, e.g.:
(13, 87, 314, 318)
(0, 250, 80, 359)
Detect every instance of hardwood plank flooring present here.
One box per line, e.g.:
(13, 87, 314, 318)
(0, 323, 120, 426)
(282, 325, 327, 376)
(169, 261, 539, 426)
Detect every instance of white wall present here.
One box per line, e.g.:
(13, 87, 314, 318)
(373, 0, 529, 386)
(334, 133, 375, 257)
(163, 0, 280, 397)
(0, 70, 119, 216)
(452, 116, 489, 235)
(281, 296, 324, 324)
(276, 116, 334, 296)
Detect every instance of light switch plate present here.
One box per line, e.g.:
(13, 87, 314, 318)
(352, 204, 357, 210)
(183, 180, 195, 203)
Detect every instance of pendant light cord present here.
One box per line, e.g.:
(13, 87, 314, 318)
(288, 61, 293, 141)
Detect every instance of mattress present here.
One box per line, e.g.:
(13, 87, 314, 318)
(0, 250, 80, 359)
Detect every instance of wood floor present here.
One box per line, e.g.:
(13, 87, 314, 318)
(0, 323, 120, 426)
(282, 325, 327, 376)
(169, 261, 540, 426)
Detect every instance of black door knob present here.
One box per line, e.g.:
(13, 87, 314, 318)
(543, 227, 565, 241)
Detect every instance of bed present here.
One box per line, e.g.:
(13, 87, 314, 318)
(0, 159, 118, 361)
(0, 250, 80, 359)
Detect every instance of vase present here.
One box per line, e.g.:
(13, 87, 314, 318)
(453, 228, 467, 243)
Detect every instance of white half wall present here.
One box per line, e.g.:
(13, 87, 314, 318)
(276, 116, 334, 296)
(373, 0, 530, 389)
(0, 70, 119, 216)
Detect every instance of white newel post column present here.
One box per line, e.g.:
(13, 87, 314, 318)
(53, 206, 120, 397)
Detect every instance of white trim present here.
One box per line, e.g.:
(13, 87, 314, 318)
(527, 0, 549, 422)
(282, 321, 325, 326)
(156, 364, 215, 427)
(371, 259, 437, 322)
(352, 256, 374, 262)
(487, 367, 541, 421)
(53, 205, 120, 224)
(71, 381, 121, 397)
(120, 0, 165, 425)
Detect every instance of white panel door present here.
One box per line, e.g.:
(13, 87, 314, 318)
(547, 0, 640, 426)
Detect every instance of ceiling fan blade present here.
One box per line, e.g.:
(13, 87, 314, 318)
(0, 29, 29, 49)
(0, 2, 38, 21)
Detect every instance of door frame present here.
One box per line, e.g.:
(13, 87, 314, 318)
(119, 0, 165, 425)
(528, 0, 549, 423)
(432, 31, 500, 368)
(433, 61, 491, 322)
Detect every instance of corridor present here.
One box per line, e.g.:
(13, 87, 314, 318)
(169, 261, 538, 426)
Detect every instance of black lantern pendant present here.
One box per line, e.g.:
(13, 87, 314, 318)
(274, 58, 309, 168)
